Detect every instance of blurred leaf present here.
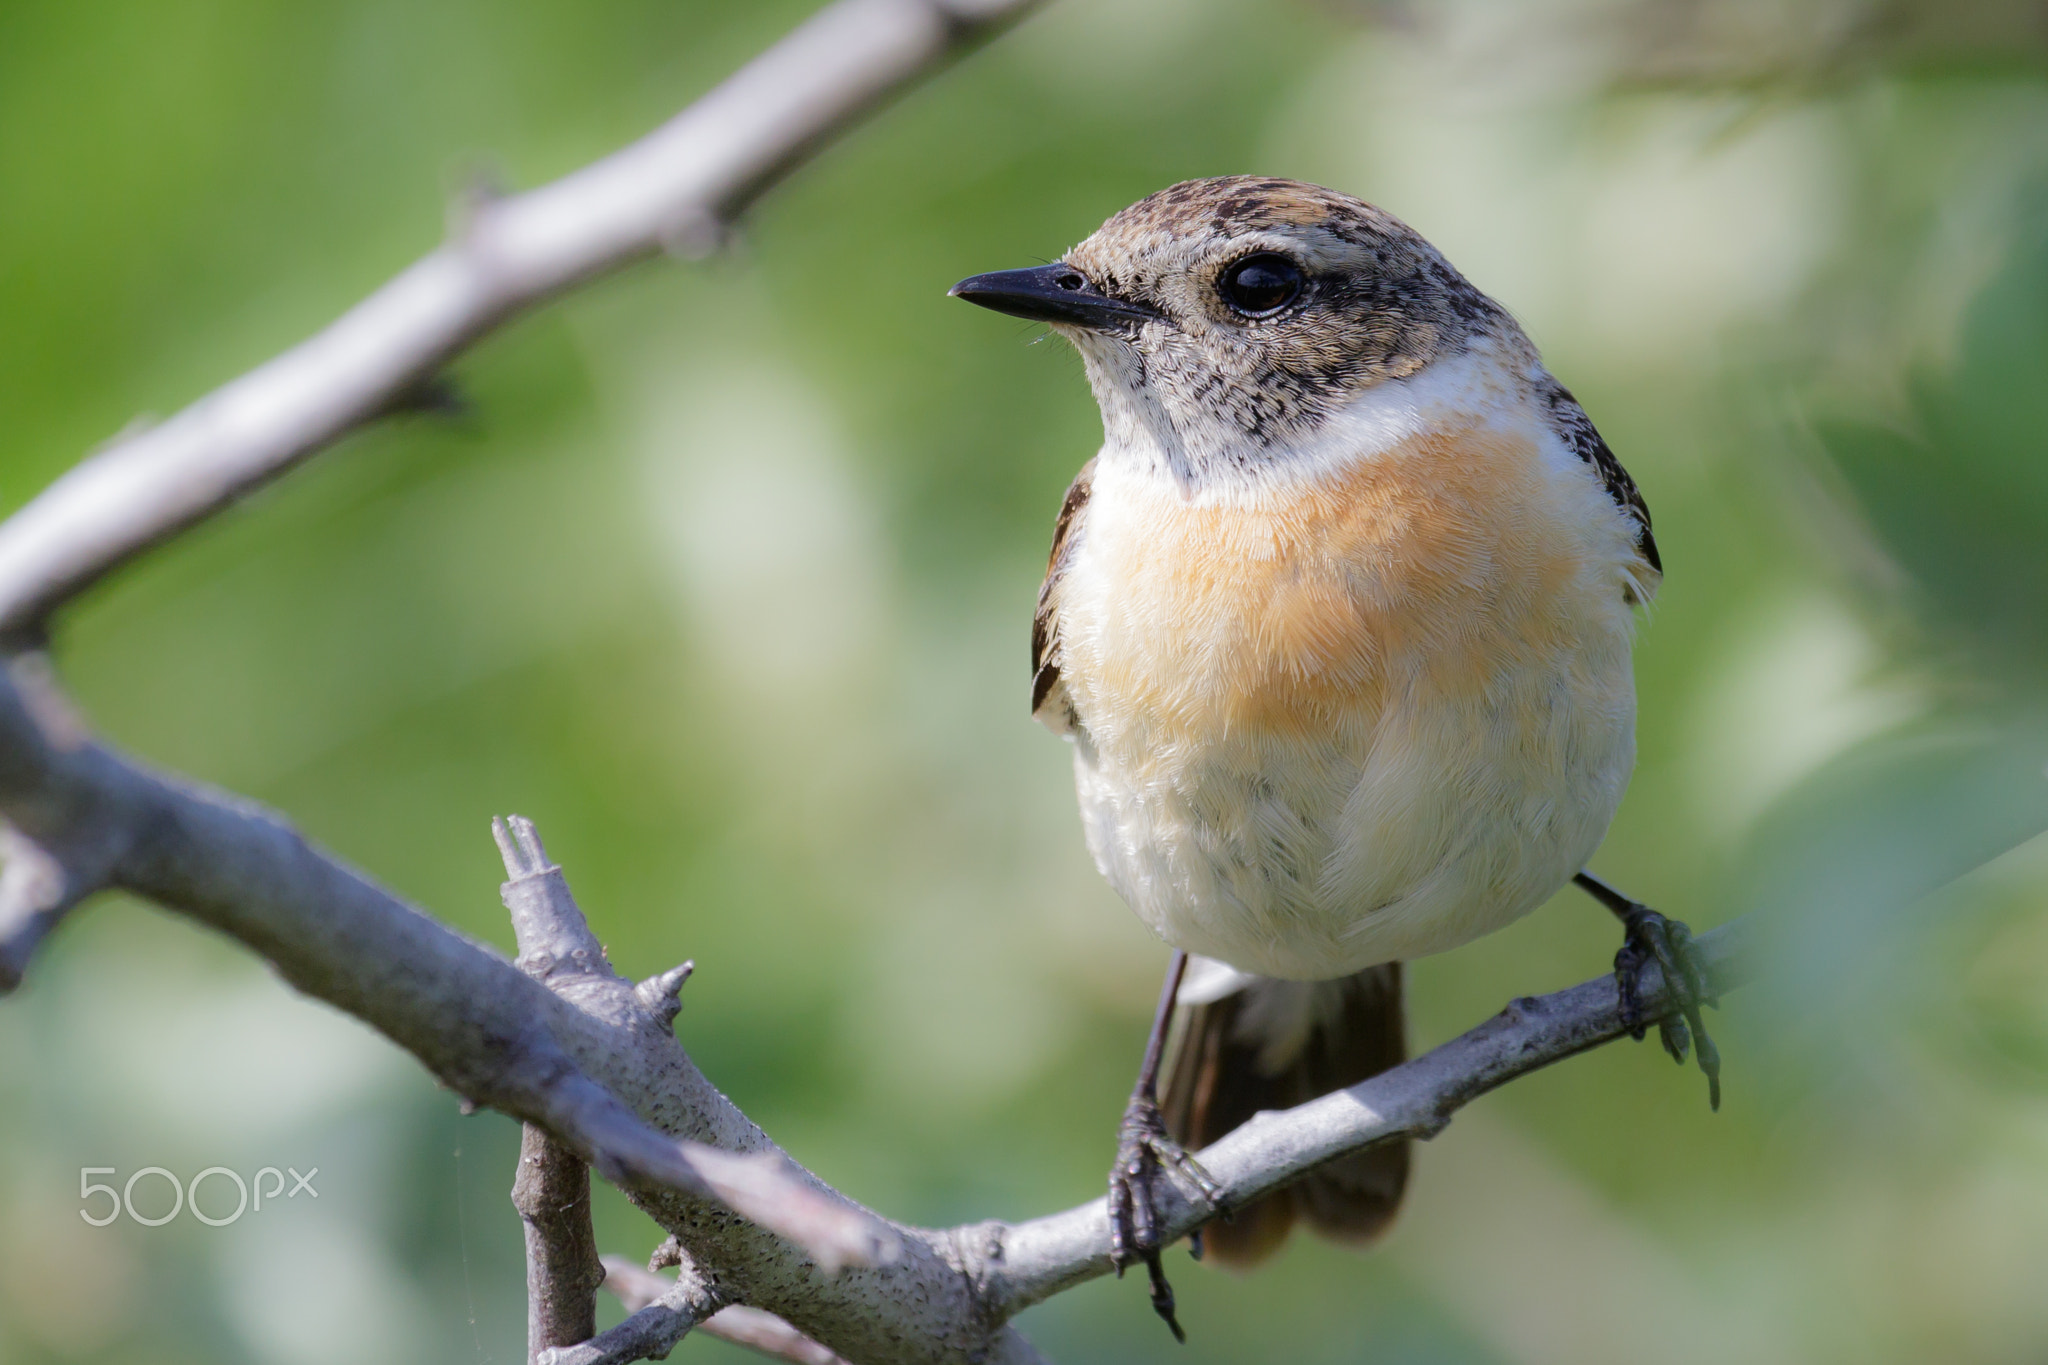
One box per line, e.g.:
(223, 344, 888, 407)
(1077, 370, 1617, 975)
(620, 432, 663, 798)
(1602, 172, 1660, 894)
(1817, 183, 2048, 675)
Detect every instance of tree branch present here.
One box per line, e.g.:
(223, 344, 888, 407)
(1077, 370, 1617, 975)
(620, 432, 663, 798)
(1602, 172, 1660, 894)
(0, 0, 1043, 643)
(982, 924, 1750, 1318)
(0, 656, 125, 988)
(516, 1125, 606, 1361)
(506, 817, 610, 1362)
(605, 1259, 851, 1365)
(0, 0, 1035, 1039)
(0, 657, 891, 1275)
(0, 643, 1747, 1359)
(545, 1261, 720, 1365)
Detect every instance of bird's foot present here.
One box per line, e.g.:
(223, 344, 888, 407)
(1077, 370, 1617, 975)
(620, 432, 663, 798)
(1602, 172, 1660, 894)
(1614, 902, 1722, 1110)
(1108, 1094, 1222, 1343)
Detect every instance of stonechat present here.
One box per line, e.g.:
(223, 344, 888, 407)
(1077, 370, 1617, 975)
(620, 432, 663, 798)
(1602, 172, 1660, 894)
(952, 177, 1716, 1337)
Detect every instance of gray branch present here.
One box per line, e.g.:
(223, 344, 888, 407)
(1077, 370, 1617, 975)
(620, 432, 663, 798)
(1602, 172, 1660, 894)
(0, 0, 1043, 641)
(983, 926, 1749, 1319)
(545, 1262, 721, 1365)
(0, 657, 892, 1275)
(516, 1124, 605, 1361)
(0, 645, 1747, 1361)
(605, 1258, 851, 1365)
(507, 820, 609, 1364)
(508, 818, 614, 1364)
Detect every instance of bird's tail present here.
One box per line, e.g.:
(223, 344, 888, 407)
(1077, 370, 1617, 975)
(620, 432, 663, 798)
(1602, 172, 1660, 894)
(1159, 959, 1409, 1269)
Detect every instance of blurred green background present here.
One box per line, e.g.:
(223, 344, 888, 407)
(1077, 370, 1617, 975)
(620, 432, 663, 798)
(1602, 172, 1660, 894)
(4, 0, 2048, 1361)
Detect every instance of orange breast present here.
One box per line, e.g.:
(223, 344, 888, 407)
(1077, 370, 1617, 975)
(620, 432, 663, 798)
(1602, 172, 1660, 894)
(1059, 425, 1616, 746)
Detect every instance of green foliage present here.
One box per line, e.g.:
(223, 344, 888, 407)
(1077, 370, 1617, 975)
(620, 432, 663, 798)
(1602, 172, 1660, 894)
(1819, 184, 2048, 674)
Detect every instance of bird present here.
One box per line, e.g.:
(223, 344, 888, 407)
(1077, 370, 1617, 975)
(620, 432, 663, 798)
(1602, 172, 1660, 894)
(950, 177, 1716, 1338)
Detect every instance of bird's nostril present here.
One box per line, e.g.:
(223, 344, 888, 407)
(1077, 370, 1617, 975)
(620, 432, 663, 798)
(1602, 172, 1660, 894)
(1057, 272, 1085, 291)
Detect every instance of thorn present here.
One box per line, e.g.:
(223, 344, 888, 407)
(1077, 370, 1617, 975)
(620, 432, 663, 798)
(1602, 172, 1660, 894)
(649, 1235, 683, 1272)
(635, 961, 695, 1024)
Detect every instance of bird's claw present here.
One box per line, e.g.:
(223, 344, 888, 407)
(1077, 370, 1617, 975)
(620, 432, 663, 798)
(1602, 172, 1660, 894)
(1614, 903, 1722, 1110)
(1108, 1095, 1222, 1342)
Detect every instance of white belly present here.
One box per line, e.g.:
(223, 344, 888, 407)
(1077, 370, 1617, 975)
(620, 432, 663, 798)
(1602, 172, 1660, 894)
(1071, 651, 1637, 980)
(1050, 414, 1648, 981)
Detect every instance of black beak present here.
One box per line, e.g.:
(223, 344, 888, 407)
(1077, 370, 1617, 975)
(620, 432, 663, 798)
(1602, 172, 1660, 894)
(949, 264, 1157, 330)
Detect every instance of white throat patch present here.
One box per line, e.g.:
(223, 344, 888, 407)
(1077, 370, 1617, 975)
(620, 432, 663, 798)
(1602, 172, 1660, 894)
(1086, 338, 1536, 507)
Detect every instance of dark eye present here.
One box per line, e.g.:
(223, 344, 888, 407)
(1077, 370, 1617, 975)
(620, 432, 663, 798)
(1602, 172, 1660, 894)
(1218, 253, 1304, 316)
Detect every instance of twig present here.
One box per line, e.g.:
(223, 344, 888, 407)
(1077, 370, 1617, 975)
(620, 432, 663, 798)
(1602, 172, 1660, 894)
(505, 820, 609, 1362)
(605, 1259, 851, 1365)
(543, 1263, 719, 1365)
(0, 0, 1043, 642)
(0, 657, 124, 990)
(516, 1126, 605, 1362)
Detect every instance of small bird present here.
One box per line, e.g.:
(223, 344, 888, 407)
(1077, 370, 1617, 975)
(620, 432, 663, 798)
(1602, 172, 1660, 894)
(951, 177, 1716, 1337)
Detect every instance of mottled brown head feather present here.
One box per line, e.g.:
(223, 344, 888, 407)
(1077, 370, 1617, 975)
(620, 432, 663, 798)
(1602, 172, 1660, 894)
(1056, 177, 1504, 482)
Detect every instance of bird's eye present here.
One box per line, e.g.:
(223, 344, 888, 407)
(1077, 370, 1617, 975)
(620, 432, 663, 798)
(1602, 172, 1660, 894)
(1218, 253, 1304, 317)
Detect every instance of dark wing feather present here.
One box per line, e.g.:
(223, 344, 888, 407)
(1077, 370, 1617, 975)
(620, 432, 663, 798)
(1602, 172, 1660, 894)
(1539, 381, 1661, 575)
(1032, 460, 1095, 725)
(1161, 963, 1409, 1268)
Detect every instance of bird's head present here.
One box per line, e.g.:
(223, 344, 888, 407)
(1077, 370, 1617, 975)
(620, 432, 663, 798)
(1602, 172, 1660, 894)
(952, 177, 1507, 486)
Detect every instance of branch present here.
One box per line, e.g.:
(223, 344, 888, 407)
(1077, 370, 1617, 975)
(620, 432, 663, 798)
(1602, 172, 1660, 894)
(0, 644, 1747, 1359)
(506, 819, 609, 1363)
(605, 1258, 851, 1365)
(0, 663, 1029, 1359)
(0, 656, 124, 987)
(0, 0, 1042, 641)
(546, 1262, 719, 1365)
(516, 1125, 605, 1361)
(980, 922, 1752, 1318)
(0, 659, 890, 1274)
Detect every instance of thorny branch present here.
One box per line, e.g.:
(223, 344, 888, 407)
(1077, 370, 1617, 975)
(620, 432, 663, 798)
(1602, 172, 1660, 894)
(0, 0, 1759, 1362)
(0, 656, 1749, 1359)
(0, 0, 1046, 643)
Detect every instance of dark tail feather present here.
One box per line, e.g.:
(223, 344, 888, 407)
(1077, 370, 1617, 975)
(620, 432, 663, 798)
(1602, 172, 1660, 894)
(1159, 962, 1408, 1268)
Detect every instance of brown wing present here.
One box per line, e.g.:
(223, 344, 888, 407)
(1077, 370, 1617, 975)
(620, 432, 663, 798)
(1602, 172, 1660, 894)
(1161, 963, 1409, 1268)
(1539, 380, 1661, 575)
(1031, 459, 1095, 728)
